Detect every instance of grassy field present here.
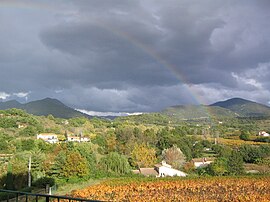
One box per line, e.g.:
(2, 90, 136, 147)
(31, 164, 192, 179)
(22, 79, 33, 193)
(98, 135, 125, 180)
(52, 179, 102, 196)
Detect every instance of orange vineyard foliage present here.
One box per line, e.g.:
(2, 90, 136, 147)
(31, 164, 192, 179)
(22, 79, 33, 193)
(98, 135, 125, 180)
(70, 176, 270, 202)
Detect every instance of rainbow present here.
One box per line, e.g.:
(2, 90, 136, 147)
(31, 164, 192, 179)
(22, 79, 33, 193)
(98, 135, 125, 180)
(1, 1, 214, 121)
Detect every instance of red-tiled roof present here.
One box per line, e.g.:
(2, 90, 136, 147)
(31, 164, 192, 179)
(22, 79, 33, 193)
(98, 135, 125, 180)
(139, 168, 158, 176)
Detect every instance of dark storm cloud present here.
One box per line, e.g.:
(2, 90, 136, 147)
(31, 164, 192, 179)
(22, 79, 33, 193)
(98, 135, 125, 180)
(0, 0, 270, 111)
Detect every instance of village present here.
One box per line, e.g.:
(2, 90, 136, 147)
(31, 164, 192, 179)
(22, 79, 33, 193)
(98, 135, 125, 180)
(36, 132, 90, 144)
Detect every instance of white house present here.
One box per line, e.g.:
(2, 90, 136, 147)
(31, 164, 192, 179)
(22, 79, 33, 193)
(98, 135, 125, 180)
(37, 133, 59, 144)
(67, 136, 90, 142)
(80, 137, 90, 142)
(258, 131, 270, 137)
(67, 136, 80, 142)
(155, 161, 187, 177)
(192, 158, 214, 168)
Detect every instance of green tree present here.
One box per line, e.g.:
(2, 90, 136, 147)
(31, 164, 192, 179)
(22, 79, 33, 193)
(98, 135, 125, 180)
(48, 151, 66, 177)
(21, 139, 36, 151)
(75, 143, 97, 175)
(239, 131, 250, 141)
(228, 150, 244, 175)
(208, 157, 228, 176)
(19, 126, 37, 136)
(100, 152, 131, 175)
(212, 144, 232, 158)
(156, 128, 173, 152)
(192, 142, 204, 158)
(143, 128, 157, 146)
(239, 145, 262, 163)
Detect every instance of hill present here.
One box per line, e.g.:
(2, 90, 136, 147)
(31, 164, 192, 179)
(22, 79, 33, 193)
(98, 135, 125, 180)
(117, 105, 237, 124)
(0, 100, 23, 110)
(120, 98, 270, 123)
(161, 105, 236, 120)
(211, 98, 270, 117)
(0, 98, 88, 119)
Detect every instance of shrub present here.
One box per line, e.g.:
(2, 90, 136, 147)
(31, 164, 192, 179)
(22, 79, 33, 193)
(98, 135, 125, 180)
(33, 177, 55, 188)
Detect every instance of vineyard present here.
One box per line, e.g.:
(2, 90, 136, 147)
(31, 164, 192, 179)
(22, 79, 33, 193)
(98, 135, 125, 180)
(70, 176, 270, 202)
(207, 137, 267, 146)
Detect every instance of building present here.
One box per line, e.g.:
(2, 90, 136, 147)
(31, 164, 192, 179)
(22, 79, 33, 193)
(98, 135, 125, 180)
(67, 135, 90, 142)
(17, 123, 28, 129)
(258, 131, 270, 137)
(136, 168, 158, 177)
(192, 157, 214, 168)
(132, 161, 187, 177)
(37, 133, 59, 144)
(155, 161, 187, 177)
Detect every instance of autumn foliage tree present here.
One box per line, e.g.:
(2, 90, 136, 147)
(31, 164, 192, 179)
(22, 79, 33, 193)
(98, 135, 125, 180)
(62, 151, 89, 179)
(162, 145, 186, 169)
(131, 143, 157, 168)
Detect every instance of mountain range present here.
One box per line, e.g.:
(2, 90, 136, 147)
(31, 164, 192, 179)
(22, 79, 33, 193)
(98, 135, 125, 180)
(0, 97, 270, 120)
(210, 98, 270, 117)
(162, 98, 270, 120)
(0, 98, 88, 119)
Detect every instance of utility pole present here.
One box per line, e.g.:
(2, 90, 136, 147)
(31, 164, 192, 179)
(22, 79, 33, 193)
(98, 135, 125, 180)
(28, 155, 31, 187)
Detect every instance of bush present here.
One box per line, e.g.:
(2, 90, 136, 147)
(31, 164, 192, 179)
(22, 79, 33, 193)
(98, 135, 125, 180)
(208, 157, 228, 176)
(239, 132, 250, 141)
(239, 145, 263, 163)
(254, 137, 270, 143)
(33, 177, 55, 188)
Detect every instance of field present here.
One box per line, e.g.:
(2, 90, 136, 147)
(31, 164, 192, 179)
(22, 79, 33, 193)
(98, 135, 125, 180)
(207, 137, 267, 146)
(70, 176, 270, 202)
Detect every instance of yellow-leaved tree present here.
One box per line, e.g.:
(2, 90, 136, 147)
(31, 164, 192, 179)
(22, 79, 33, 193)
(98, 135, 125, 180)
(62, 151, 89, 179)
(131, 143, 157, 168)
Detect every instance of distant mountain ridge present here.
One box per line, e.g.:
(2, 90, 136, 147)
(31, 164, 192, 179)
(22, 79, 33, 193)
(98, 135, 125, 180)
(211, 98, 270, 117)
(1, 97, 269, 120)
(0, 98, 88, 119)
(161, 105, 236, 120)
(161, 97, 270, 120)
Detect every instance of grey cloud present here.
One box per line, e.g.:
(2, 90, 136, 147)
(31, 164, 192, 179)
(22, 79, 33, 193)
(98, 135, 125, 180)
(0, 0, 270, 111)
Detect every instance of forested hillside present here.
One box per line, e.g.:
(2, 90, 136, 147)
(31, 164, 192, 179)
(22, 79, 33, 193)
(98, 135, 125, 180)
(0, 98, 88, 119)
(0, 107, 269, 195)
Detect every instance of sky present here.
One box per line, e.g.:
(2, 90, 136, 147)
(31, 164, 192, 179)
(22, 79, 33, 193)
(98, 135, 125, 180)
(1, 0, 270, 113)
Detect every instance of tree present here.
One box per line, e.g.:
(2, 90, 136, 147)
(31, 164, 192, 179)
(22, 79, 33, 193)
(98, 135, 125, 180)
(156, 128, 173, 153)
(62, 151, 89, 179)
(47, 114, 55, 121)
(19, 126, 37, 136)
(131, 143, 157, 168)
(227, 150, 244, 175)
(48, 151, 66, 177)
(162, 145, 186, 169)
(239, 145, 262, 163)
(100, 152, 131, 174)
(176, 136, 197, 161)
(143, 128, 157, 146)
(192, 142, 204, 158)
(75, 143, 97, 175)
(212, 144, 232, 158)
(208, 157, 228, 176)
(106, 133, 117, 153)
(239, 131, 250, 141)
(21, 139, 36, 151)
